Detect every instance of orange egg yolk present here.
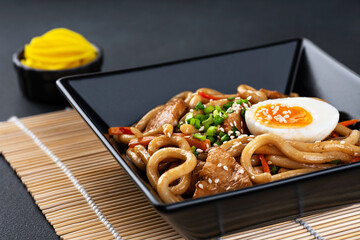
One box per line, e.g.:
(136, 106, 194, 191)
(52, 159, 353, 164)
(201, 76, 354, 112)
(254, 103, 312, 128)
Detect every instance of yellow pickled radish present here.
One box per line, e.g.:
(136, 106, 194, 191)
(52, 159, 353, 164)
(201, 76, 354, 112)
(21, 28, 97, 70)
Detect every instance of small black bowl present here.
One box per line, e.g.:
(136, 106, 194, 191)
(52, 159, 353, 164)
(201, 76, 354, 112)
(12, 43, 103, 103)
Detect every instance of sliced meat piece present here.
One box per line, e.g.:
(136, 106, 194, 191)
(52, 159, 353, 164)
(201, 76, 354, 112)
(183, 160, 205, 197)
(193, 147, 252, 198)
(221, 112, 248, 134)
(259, 88, 288, 99)
(144, 98, 188, 134)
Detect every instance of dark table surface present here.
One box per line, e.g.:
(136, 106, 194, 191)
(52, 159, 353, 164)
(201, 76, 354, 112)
(1, 1, 359, 239)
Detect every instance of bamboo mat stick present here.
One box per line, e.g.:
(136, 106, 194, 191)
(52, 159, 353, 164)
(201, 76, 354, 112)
(2, 110, 360, 240)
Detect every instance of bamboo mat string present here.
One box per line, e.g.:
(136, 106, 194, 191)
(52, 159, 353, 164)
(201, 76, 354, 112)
(7, 116, 122, 240)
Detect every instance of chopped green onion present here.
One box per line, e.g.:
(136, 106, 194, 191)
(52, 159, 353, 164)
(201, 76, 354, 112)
(228, 109, 234, 113)
(195, 114, 209, 121)
(177, 122, 184, 129)
(232, 126, 239, 136)
(241, 108, 246, 118)
(220, 111, 228, 119)
(185, 112, 194, 123)
(329, 159, 342, 165)
(219, 131, 226, 137)
(220, 134, 230, 142)
(214, 140, 222, 146)
(206, 126, 218, 137)
(191, 146, 199, 157)
(270, 165, 279, 175)
(227, 96, 235, 100)
(223, 101, 234, 111)
(190, 118, 201, 129)
(195, 101, 205, 110)
(193, 133, 206, 141)
(215, 105, 222, 112)
(213, 110, 220, 117)
(214, 115, 224, 125)
(206, 136, 215, 144)
(204, 105, 215, 114)
(236, 99, 249, 105)
(202, 114, 214, 127)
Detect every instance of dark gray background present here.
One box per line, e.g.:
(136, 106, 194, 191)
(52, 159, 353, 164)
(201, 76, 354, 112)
(0, 0, 359, 239)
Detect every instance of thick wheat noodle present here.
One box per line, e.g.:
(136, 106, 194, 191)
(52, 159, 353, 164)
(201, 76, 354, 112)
(237, 84, 267, 103)
(150, 148, 197, 203)
(130, 127, 143, 138)
(241, 133, 353, 184)
(170, 91, 193, 102)
(134, 145, 150, 165)
(221, 137, 283, 157)
(117, 134, 135, 145)
(188, 94, 203, 108)
(147, 135, 191, 155)
(134, 105, 164, 131)
(271, 168, 317, 181)
(146, 135, 192, 196)
(126, 148, 146, 171)
(162, 124, 174, 138)
(334, 123, 352, 136)
(179, 124, 198, 135)
(266, 155, 335, 170)
(287, 130, 360, 156)
(205, 99, 229, 107)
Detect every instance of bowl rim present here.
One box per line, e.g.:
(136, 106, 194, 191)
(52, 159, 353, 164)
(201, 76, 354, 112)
(12, 42, 103, 73)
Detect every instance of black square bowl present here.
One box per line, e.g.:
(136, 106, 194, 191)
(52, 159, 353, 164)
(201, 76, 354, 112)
(57, 38, 360, 239)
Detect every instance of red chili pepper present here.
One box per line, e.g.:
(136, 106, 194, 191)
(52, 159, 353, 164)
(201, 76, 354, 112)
(108, 127, 133, 135)
(259, 154, 271, 173)
(197, 91, 223, 100)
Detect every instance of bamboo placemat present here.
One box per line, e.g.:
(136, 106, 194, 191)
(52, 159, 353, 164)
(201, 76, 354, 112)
(0, 109, 359, 240)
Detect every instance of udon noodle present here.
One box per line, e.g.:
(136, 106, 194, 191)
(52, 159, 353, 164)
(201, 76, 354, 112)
(109, 85, 360, 203)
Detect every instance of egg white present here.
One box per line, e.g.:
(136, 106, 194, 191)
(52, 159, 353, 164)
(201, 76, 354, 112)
(245, 97, 339, 142)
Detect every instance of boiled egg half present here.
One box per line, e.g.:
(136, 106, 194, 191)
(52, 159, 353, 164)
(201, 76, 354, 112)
(245, 97, 339, 142)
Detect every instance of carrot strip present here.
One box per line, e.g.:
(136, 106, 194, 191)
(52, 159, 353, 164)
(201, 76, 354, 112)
(331, 132, 339, 138)
(339, 119, 359, 127)
(259, 154, 270, 173)
(129, 136, 156, 148)
(350, 157, 360, 163)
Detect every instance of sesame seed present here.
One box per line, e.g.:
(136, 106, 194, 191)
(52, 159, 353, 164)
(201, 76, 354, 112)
(197, 148, 203, 153)
(198, 183, 204, 189)
(230, 122, 234, 127)
(223, 141, 228, 143)
(228, 130, 233, 135)
(315, 140, 321, 143)
(223, 165, 229, 171)
(247, 96, 252, 100)
(226, 186, 231, 191)
(251, 176, 255, 180)
(208, 178, 213, 184)
(340, 140, 346, 144)
(199, 126, 204, 131)
(355, 152, 359, 156)
(284, 114, 289, 118)
(268, 161, 273, 165)
(190, 109, 194, 112)
(249, 135, 254, 137)
(210, 99, 213, 102)
(217, 163, 222, 167)
(230, 135, 235, 139)
(239, 168, 245, 174)
(214, 178, 220, 183)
